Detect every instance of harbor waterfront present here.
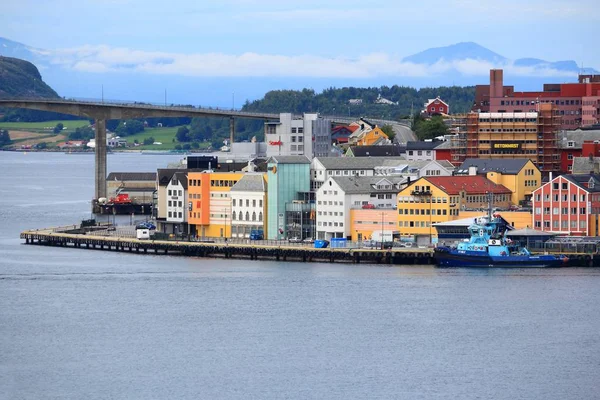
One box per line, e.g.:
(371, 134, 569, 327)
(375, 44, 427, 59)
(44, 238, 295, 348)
(2, 152, 600, 399)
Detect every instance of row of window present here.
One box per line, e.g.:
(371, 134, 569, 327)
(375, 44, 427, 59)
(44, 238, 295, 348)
(167, 190, 183, 196)
(480, 118, 538, 122)
(168, 211, 183, 218)
(525, 180, 538, 187)
(524, 168, 536, 176)
(290, 145, 304, 152)
(424, 170, 442, 176)
(536, 191, 586, 201)
(232, 211, 263, 222)
(168, 200, 183, 207)
(535, 220, 586, 229)
(232, 199, 263, 207)
(317, 211, 344, 216)
(400, 221, 432, 227)
(399, 209, 448, 216)
(407, 150, 433, 156)
(478, 128, 537, 133)
(535, 207, 586, 215)
(499, 100, 580, 106)
(290, 135, 304, 143)
(317, 200, 344, 206)
(291, 127, 304, 134)
(317, 221, 344, 227)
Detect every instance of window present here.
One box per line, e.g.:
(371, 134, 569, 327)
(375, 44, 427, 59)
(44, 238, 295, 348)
(232, 199, 236, 207)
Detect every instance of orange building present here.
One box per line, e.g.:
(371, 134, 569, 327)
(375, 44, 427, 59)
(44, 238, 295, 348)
(187, 171, 244, 238)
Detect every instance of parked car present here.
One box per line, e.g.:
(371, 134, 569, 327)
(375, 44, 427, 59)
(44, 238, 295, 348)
(136, 221, 156, 230)
(249, 229, 264, 240)
(288, 237, 302, 243)
(302, 238, 315, 244)
(362, 203, 376, 209)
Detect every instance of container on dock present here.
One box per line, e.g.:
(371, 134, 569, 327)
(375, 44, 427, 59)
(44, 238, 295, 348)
(330, 238, 347, 248)
(136, 229, 151, 240)
(314, 240, 329, 249)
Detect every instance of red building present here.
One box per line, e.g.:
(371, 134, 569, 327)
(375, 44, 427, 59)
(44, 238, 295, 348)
(423, 97, 449, 116)
(331, 125, 358, 144)
(532, 174, 600, 236)
(558, 129, 600, 172)
(473, 69, 600, 130)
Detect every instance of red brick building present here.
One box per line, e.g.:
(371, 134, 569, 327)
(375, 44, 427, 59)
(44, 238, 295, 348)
(532, 174, 600, 236)
(473, 69, 600, 130)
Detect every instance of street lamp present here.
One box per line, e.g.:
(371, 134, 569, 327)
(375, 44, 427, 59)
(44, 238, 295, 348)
(381, 212, 385, 250)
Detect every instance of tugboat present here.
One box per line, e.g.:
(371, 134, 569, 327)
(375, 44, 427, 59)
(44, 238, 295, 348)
(434, 200, 568, 268)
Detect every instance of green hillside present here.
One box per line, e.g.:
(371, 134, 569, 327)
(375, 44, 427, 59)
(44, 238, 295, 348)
(242, 86, 475, 119)
(0, 56, 59, 99)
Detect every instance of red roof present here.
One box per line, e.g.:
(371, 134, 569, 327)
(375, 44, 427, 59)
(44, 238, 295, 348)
(425, 176, 512, 195)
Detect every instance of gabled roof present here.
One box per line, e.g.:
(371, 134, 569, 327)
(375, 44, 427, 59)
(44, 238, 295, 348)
(562, 173, 600, 192)
(572, 157, 600, 175)
(107, 172, 157, 181)
(266, 155, 311, 164)
(230, 174, 266, 192)
(168, 171, 188, 189)
(506, 227, 556, 237)
(347, 145, 406, 157)
(406, 141, 444, 151)
(456, 158, 533, 175)
(315, 156, 406, 170)
(558, 129, 600, 149)
(424, 176, 512, 195)
(328, 176, 406, 194)
(157, 168, 182, 187)
(424, 97, 449, 108)
(434, 140, 453, 150)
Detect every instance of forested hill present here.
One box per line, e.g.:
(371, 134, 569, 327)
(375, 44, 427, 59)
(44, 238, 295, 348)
(0, 56, 59, 99)
(241, 86, 475, 119)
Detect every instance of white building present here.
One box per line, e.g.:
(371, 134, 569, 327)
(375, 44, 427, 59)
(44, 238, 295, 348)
(405, 141, 445, 161)
(265, 113, 332, 158)
(310, 156, 406, 191)
(374, 160, 455, 178)
(316, 176, 405, 240)
(230, 174, 267, 238)
(165, 171, 188, 235)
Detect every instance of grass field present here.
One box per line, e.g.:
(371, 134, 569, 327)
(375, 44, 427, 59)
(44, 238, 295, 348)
(0, 120, 90, 132)
(124, 127, 210, 150)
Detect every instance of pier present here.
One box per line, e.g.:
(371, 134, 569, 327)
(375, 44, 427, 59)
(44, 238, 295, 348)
(20, 226, 435, 265)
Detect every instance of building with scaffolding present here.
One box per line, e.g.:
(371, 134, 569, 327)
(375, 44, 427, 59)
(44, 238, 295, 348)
(451, 103, 561, 174)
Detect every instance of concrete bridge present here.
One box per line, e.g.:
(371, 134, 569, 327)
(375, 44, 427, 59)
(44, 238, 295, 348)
(0, 98, 414, 203)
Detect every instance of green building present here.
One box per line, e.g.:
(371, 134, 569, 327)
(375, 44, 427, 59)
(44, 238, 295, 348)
(266, 156, 311, 240)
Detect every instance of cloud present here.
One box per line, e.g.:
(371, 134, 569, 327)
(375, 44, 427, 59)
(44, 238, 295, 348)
(43, 44, 579, 79)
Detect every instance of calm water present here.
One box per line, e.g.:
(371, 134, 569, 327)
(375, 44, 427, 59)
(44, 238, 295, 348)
(1, 152, 600, 400)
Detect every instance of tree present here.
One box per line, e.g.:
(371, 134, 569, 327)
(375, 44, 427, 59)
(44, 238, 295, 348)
(115, 119, 144, 136)
(35, 142, 48, 150)
(143, 137, 155, 146)
(191, 142, 200, 149)
(53, 123, 64, 134)
(182, 143, 192, 150)
(380, 124, 396, 142)
(68, 126, 94, 141)
(174, 144, 182, 150)
(414, 116, 449, 140)
(176, 126, 190, 142)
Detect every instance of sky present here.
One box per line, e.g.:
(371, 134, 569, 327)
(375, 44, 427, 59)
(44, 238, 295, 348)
(1, 0, 599, 104)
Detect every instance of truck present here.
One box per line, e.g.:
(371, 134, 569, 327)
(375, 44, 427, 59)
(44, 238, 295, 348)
(249, 229, 264, 240)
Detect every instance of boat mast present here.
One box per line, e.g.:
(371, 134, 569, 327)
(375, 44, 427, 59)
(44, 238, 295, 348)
(487, 191, 493, 219)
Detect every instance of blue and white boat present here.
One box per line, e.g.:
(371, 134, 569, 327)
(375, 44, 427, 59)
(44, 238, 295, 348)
(434, 214, 568, 268)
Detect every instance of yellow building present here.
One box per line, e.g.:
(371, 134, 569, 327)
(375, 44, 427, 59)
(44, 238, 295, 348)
(357, 127, 389, 146)
(187, 171, 244, 238)
(397, 176, 512, 241)
(457, 158, 540, 205)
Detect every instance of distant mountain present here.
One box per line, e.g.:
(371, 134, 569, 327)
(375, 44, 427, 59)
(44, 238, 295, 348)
(403, 41, 507, 64)
(402, 42, 598, 75)
(0, 56, 59, 99)
(0, 37, 44, 62)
